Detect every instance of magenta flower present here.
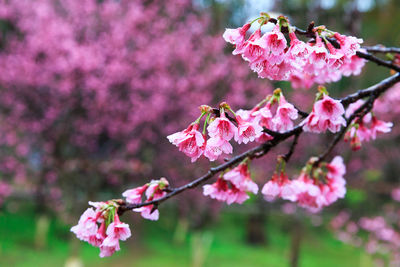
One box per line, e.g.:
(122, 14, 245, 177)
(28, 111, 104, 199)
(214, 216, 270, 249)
(370, 117, 393, 139)
(242, 29, 265, 63)
(222, 23, 251, 46)
(223, 163, 259, 194)
(302, 95, 346, 133)
(291, 175, 324, 213)
(234, 115, 263, 144)
(203, 178, 229, 202)
(167, 123, 206, 162)
(122, 184, 149, 204)
(272, 95, 298, 132)
(260, 25, 287, 55)
(106, 215, 132, 241)
(70, 208, 99, 242)
(261, 173, 296, 202)
(204, 137, 233, 161)
(207, 112, 237, 141)
(308, 36, 328, 69)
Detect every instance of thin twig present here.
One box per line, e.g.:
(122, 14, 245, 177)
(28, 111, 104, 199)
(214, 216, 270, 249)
(356, 51, 400, 73)
(362, 45, 400, 54)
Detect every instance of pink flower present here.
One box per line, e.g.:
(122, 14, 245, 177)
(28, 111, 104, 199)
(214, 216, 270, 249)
(287, 33, 311, 62)
(89, 221, 106, 247)
(302, 95, 346, 133)
(203, 177, 250, 205)
(308, 36, 328, 69)
(334, 33, 363, 57)
(99, 235, 120, 258)
(167, 123, 206, 162)
(204, 137, 233, 161)
(261, 173, 296, 202)
(234, 115, 263, 144)
(252, 104, 274, 130)
(242, 29, 264, 63)
(272, 95, 298, 132)
(222, 23, 251, 46)
(134, 205, 159, 221)
(326, 42, 346, 69)
(122, 184, 149, 204)
(292, 177, 324, 213)
(223, 163, 258, 194)
(370, 117, 393, 139)
(203, 178, 229, 202)
(70, 208, 99, 242)
(259, 25, 287, 55)
(106, 214, 131, 241)
(133, 178, 168, 221)
(207, 112, 237, 141)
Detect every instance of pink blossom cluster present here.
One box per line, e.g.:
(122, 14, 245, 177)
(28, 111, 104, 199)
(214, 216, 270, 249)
(203, 162, 258, 205)
(302, 93, 346, 133)
(168, 92, 298, 162)
(344, 100, 393, 150)
(262, 156, 346, 212)
(122, 178, 169, 221)
(223, 18, 365, 88)
(71, 202, 131, 257)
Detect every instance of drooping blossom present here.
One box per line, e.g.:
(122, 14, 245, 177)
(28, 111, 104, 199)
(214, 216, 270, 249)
(302, 94, 346, 133)
(122, 184, 149, 204)
(203, 137, 233, 161)
(370, 117, 393, 139)
(272, 95, 298, 132)
(203, 163, 257, 205)
(222, 23, 251, 47)
(207, 112, 237, 141)
(167, 123, 206, 162)
(234, 115, 263, 144)
(133, 178, 169, 221)
(262, 172, 297, 202)
(100, 214, 131, 258)
(71, 208, 99, 242)
(224, 19, 366, 88)
(222, 163, 259, 194)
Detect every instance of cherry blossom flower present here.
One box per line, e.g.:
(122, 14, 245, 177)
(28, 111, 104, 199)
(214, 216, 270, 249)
(272, 95, 298, 132)
(234, 115, 263, 144)
(223, 163, 258, 194)
(302, 94, 346, 133)
(262, 173, 297, 202)
(370, 117, 393, 139)
(204, 137, 233, 161)
(207, 112, 237, 141)
(167, 123, 206, 162)
(122, 184, 149, 204)
(222, 23, 251, 47)
(71, 208, 99, 242)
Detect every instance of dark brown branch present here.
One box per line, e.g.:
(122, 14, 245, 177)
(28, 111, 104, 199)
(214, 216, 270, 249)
(340, 73, 400, 106)
(282, 132, 300, 162)
(362, 45, 400, 54)
(356, 51, 400, 73)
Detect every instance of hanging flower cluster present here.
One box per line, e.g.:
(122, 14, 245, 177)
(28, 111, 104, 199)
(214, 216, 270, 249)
(302, 86, 346, 133)
(122, 178, 169, 221)
(344, 100, 393, 150)
(203, 160, 258, 204)
(71, 201, 131, 257)
(223, 14, 365, 89)
(167, 89, 298, 162)
(262, 156, 347, 212)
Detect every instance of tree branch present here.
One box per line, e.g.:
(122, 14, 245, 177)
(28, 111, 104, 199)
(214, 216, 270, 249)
(356, 51, 400, 73)
(362, 45, 400, 54)
(118, 72, 400, 215)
